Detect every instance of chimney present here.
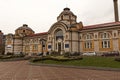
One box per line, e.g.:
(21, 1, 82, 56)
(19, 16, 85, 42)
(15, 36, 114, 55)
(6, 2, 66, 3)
(113, 0, 119, 22)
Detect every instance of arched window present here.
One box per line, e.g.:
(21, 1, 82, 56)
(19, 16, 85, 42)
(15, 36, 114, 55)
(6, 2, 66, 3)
(55, 29, 63, 40)
(101, 32, 109, 39)
(23, 30, 25, 33)
(85, 34, 92, 40)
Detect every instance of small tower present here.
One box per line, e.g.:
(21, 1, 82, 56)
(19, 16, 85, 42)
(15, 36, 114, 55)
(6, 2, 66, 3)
(113, 0, 119, 22)
(15, 24, 34, 37)
(57, 8, 77, 25)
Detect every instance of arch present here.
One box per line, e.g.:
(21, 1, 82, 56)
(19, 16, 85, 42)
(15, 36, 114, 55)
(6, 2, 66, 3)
(82, 33, 94, 50)
(83, 33, 94, 40)
(99, 32, 112, 49)
(54, 29, 63, 36)
(48, 22, 68, 34)
(54, 29, 64, 40)
(99, 32, 111, 39)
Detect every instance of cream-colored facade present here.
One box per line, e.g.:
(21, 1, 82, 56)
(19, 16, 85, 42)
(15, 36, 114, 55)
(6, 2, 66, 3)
(80, 22, 120, 54)
(23, 32, 47, 56)
(47, 8, 120, 54)
(5, 24, 34, 54)
(5, 7, 120, 55)
(5, 24, 48, 55)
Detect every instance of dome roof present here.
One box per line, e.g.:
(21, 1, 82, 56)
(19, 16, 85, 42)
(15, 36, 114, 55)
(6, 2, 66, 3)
(59, 7, 75, 16)
(57, 8, 77, 25)
(16, 24, 34, 32)
(15, 24, 34, 37)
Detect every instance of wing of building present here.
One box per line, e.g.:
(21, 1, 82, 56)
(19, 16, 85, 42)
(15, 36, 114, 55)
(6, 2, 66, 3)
(0, 30, 4, 54)
(4, 7, 120, 56)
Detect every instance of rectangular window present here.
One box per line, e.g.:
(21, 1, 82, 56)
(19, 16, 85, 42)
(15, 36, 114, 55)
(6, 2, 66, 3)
(65, 44, 69, 48)
(48, 45, 51, 49)
(108, 41, 110, 48)
(84, 41, 92, 49)
(62, 43, 64, 49)
(34, 44, 38, 50)
(56, 43, 57, 50)
(85, 43, 87, 48)
(102, 40, 110, 48)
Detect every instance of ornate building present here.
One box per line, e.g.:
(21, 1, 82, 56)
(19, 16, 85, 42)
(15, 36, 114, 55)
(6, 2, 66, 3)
(5, 24, 47, 55)
(80, 22, 120, 53)
(5, 24, 34, 54)
(23, 32, 47, 56)
(48, 8, 83, 54)
(5, 0, 120, 55)
(48, 7, 120, 54)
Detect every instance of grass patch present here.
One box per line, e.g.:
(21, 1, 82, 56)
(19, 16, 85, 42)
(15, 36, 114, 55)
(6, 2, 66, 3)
(0, 54, 25, 61)
(34, 56, 120, 68)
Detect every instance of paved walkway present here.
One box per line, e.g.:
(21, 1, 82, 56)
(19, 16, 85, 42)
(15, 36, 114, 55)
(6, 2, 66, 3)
(0, 60, 120, 80)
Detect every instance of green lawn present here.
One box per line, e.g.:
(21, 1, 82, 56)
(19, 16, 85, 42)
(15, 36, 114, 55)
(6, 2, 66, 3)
(34, 56, 120, 68)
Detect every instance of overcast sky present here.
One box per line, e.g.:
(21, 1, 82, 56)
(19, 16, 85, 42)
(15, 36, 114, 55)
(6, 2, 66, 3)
(0, 0, 120, 34)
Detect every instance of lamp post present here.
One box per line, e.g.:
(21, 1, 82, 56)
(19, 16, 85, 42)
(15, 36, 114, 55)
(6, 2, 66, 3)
(40, 39, 46, 56)
(39, 39, 45, 64)
(19, 33, 25, 54)
(12, 35, 15, 54)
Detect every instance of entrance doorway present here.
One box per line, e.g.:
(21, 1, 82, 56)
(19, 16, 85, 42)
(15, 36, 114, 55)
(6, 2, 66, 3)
(58, 42, 61, 54)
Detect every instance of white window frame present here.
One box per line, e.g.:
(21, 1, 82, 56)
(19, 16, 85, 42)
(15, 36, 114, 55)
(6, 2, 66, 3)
(84, 34, 93, 49)
(85, 41, 92, 49)
(101, 32, 110, 48)
(102, 40, 110, 48)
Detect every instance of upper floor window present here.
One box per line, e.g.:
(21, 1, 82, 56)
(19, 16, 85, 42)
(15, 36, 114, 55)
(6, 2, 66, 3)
(84, 34, 93, 49)
(100, 32, 111, 48)
(40, 39, 46, 48)
(34, 44, 38, 50)
(101, 32, 109, 39)
(23, 30, 25, 33)
(66, 35, 68, 39)
(114, 33, 116, 37)
(55, 29, 63, 40)
(85, 34, 93, 40)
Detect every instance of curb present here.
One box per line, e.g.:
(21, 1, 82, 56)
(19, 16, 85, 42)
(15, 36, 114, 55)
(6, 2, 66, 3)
(29, 62, 120, 72)
(0, 57, 30, 62)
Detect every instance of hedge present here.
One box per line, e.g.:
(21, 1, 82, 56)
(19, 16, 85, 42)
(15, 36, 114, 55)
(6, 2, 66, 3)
(30, 56, 83, 62)
(115, 57, 120, 62)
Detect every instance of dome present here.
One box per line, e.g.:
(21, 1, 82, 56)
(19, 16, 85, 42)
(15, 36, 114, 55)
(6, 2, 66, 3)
(16, 24, 33, 31)
(59, 7, 74, 16)
(15, 24, 34, 37)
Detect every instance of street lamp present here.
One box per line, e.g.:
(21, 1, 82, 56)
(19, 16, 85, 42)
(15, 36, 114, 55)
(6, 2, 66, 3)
(19, 33, 26, 54)
(40, 39, 46, 56)
(12, 35, 15, 54)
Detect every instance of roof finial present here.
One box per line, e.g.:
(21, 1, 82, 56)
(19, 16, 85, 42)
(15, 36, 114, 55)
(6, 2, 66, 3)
(23, 24, 28, 27)
(66, 4, 68, 8)
(64, 7, 70, 11)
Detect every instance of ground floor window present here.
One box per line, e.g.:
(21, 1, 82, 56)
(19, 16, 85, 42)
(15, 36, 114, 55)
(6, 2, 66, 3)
(25, 46, 30, 51)
(65, 44, 69, 48)
(48, 45, 51, 49)
(84, 41, 92, 49)
(102, 40, 110, 48)
(34, 44, 38, 50)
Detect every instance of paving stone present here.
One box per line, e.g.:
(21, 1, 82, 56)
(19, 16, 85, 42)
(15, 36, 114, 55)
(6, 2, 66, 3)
(0, 60, 120, 80)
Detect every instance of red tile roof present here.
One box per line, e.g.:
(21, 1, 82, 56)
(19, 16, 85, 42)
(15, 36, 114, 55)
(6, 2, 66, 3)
(27, 32, 48, 37)
(83, 22, 120, 30)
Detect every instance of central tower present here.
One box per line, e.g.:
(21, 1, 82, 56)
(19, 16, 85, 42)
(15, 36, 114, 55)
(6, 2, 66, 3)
(57, 8, 77, 25)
